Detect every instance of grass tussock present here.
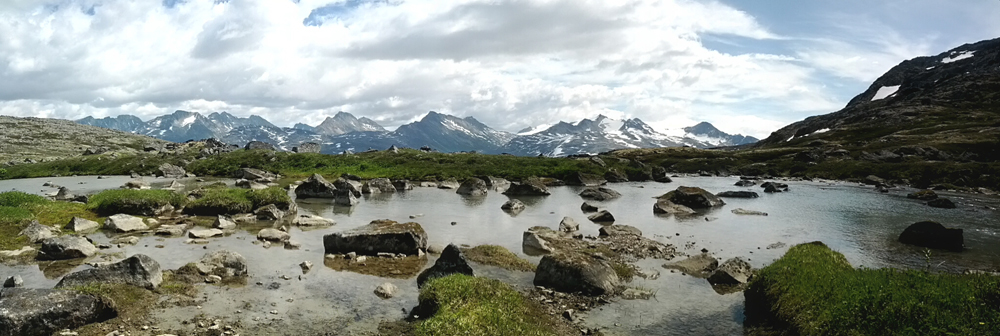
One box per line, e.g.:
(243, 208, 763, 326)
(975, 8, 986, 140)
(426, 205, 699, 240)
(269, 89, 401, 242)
(0, 191, 104, 250)
(185, 187, 291, 215)
(87, 189, 184, 216)
(415, 274, 558, 336)
(462, 245, 536, 272)
(70, 283, 159, 336)
(745, 242, 1000, 335)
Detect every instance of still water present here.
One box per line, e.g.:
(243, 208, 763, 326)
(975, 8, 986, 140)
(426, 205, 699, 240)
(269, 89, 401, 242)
(1, 175, 998, 335)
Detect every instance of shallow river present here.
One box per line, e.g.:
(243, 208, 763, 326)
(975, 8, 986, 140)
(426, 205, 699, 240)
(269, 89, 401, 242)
(2, 175, 998, 335)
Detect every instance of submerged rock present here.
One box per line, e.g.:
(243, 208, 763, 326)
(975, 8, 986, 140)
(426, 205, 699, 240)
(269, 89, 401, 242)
(257, 228, 290, 242)
(907, 189, 938, 201)
(927, 198, 957, 209)
(295, 174, 338, 198)
(456, 178, 489, 196)
(731, 208, 768, 216)
(587, 210, 615, 223)
(213, 215, 237, 230)
(416, 244, 474, 288)
(0, 288, 117, 336)
(716, 191, 760, 198)
(534, 252, 620, 296)
(707, 257, 753, 285)
(324, 220, 427, 256)
(663, 253, 719, 278)
(579, 187, 622, 201)
(659, 186, 726, 209)
(292, 214, 336, 226)
(653, 200, 696, 215)
(898, 221, 964, 252)
(374, 282, 398, 299)
(501, 199, 526, 212)
(37, 236, 98, 260)
(56, 254, 162, 290)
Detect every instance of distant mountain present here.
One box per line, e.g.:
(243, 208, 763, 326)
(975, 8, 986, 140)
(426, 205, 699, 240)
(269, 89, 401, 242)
(1, 115, 169, 164)
(312, 112, 386, 135)
(78, 110, 278, 143)
(682, 122, 759, 147)
(392, 112, 514, 153)
(220, 125, 325, 152)
(502, 115, 707, 156)
(76, 115, 146, 133)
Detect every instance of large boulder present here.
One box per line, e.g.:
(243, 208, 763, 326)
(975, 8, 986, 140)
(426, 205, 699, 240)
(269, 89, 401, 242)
(579, 187, 621, 201)
(333, 178, 362, 197)
(456, 178, 489, 196)
(707, 257, 753, 285)
(362, 178, 397, 194)
(244, 141, 276, 151)
(324, 220, 427, 256)
(587, 210, 615, 223)
(295, 174, 338, 198)
(37, 236, 98, 260)
(559, 217, 579, 233)
(907, 190, 938, 201)
(192, 250, 248, 278)
(254, 204, 285, 220)
(598, 225, 642, 238)
(898, 221, 964, 252)
(652, 166, 673, 183)
(437, 178, 461, 189)
(716, 191, 759, 198)
(658, 186, 725, 209)
(534, 252, 620, 295)
(502, 178, 550, 196)
(292, 142, 321, 153)
(653, 200, 696, 215)
(927, 198, 957, 209)
(157, 163, 186, 178)
(662, 253, 718, 278)
(104, 214, 148, 233)
(566, 172, 607, 186)
(761, 182, 788, 193)
(478, 176, 511, 192)
(604, 169, 629, 183)
(0, 288, 117, 336)
(416, 244, 474, 288)
(55, 254, 162, 290)
(54, 187, 75, 201)
(19, 221, 56, 243)
(237, 168, 277, 181)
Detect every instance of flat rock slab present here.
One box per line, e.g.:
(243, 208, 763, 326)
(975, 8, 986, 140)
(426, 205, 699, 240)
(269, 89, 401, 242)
(598, 225, 642, 237)
(188, 229, 225, 239)
(104, 214, 148, 233)
(0, 288, 117, 336)
(731, 208, 768, 216)
(194, 250, 248, 278)
(654, 200, 696, 215)
(292, 215, 336, 226)
(662, 253, 718, 278)
(65, 217, 100, 232)
(56, 254, 163, 290)
(324, 220, 427, 256)
(579, 187, 622, 201)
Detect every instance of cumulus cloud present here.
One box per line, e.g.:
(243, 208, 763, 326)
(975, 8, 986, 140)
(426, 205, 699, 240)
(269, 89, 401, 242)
(0, 0, 995, 138)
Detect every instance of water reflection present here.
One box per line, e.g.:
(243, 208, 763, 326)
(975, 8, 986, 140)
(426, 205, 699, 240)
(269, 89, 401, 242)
(459, 195, 487, 207)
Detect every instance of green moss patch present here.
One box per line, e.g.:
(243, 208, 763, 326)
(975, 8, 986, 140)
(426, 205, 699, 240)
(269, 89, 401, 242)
(0, 206, 34, 250)
(87, 189, 184, 216)
(746, 242, 1000, 335)
(462, 245, 536, 272)
(415, 274, 558, 336)
(0, 191, 104, 250)
(184, 187, 291, 216)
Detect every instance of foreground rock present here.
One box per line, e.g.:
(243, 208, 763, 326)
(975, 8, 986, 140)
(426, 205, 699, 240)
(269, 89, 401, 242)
(362, 178, 397, 194)
(37, 236, 98, 260)
(927, 198, 957, 209)
(898, 221, 964, 252)
(324, 220, 427, 255)
(587, 210, 615, 223)
(662, 253, 718, 278)
(19, 222, 56, 243)
(416, 244, 474, 287)
(374, 283, 398, 299)
(212, 215, 237, 230)
(502, 177, 550, 196)
(716, 191, 759, 198)
(659, 186, 726, 208)
(501, 199, 526, 212)
(534, 252, 620, 295)
(333, 178, 363, 197)
(0, 288, 117, 336)
(653, 200, 696, 215)
(104, 214, 148, 233)
(579, 187, 622, 201)
(559, 217, 579, 233)
(56, 254, 163, 290)
(707, 257, 753, 285)
(3, 276, 22, 288)
(295, 174, 338, 198)
(193, 250, 248, 278)
(456, 178, 489, 196)
(66, 217, 100, 232)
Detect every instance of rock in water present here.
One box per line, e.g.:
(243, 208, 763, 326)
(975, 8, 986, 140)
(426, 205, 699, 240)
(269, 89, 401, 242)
(157, 163, 186, 178)
(292, 215, 336, 226)
(237, 168, 277, 181)
(707, 257, 753, 285)
(193, 250, 248, 278)
(716, 191, 760, 198)
(324, 220, 427, 255)
(534, 252, 620, 295)
(579, 187, 622, 201)
(104, 214, 148, 233)
(295, 174, 338, 198)
(0, 288, 117, 336)
(653, 200, 697, 215)
(587, 210, 615, 223)
(333, 178, 363, 197)
(907, 189, 938, 201)
(374, 283, 398, 299)
(658, 186, 726, 208)
(566, 172, 607, 186)
(898, 221, 964, 252)
(362, 178, 397, 194)
(54, 187, 75, 201)
(392, 180, 413, 191)
(598, 225, 642, 237)
(56, 254, 163, 290)
(731, 208, 768, 216)
(437, 178, 461, 190)
(761, 182, 789, 193)
(213, 215, 237, 230)
(19, 221, 56, 243)
(254, 204, 285, 220)
(37, 236, 98, 260)
(335, 192, 359, 206)
(604, 169, 629, 183)
(502, 177, 551, 196)
(257, 228, 290, 242)
(416, 244, 474, 287)
(456, 178, 489, 196)
(523, 226, 562, 254)
(581, 202, 599, 213)
(662, 253, 719, 278)
(479, 176, 511, 192)
(501, 199, 526, 212)
(559, 217, 579, 233)
(3, 275, 23, 288)
(927, 198, 957, 209)
(188, 228, 224, 239)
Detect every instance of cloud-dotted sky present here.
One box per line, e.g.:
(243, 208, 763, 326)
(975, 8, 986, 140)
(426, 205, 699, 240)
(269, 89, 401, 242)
(1, 0, 998, 137)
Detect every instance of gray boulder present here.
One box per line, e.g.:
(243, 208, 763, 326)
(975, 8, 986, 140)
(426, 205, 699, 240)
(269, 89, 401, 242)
(295, 174, 338, 198)
(503, 178, 550, 196)
(928, 198, 957, 209)
(374, 282, 398, 299)
(907, 190, 938, 201)
(581, 202, 599, 213)
(652, 166, 673, 183)
(212, 215, 237, 230)
(157, 163, 186, 178)
(662, 253, 718, 278)
(761, 182, 789, 193)
(292, 215, 336, 226)
(104, 214, 148, 233)
(54, 187, 75, 201)
(333, 178, 363, 197)
(598, 225, 641, 237)
(65, 217, 99, 232)
(716, 191, 760, 198)
(3, 276, 23, 288)
(658, 186, 726, 209)
(254, 204, 285, 220)
(257, 228, 290, 242)
(237, 168, 277, 181)
(437, 178, 461, 189)
(501, 199, 526, 212)
(523, 226, 561, 254)
(392, 180, 413, 191)
(534, 252, 620, 295)
(292, 142, 321, 153)
(416, 244, 475, 287)
(479, 176, 511, 192)
(324, 220, 427, 255)
(707, 257, 753, 285)
(0, 288, 116, 336)
(55, 254, 162, 290)
(19, 221, 56, 243)
(335, 192, 359, 206)
(604, 169, 629, 183)
(363, 178, 397, 194)
(579, 187, 621, 201)
(566, 172, 607, 186)
(587, 210, 615, 223)
(653, 200, 696, 215)
(37, 236, 98, 260)
(193, 250, 248, 278)
(456, 178, 489, 196)
(558, 217, 579, 233)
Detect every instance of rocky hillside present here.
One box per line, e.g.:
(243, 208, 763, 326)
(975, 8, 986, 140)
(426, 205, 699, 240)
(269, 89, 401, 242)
(682, 122, 759, 147)
(0, 116, 170, 165)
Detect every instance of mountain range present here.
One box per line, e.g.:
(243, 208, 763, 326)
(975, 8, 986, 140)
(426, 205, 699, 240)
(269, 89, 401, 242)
(76, 111, 757, 156)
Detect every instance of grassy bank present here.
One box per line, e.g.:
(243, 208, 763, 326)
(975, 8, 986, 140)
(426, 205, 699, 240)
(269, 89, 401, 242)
(87, 189, 185, 216)
(745, 242, 1000, 335)
(414, 274, 558, 336)
(185, 186, 291, 215)
(462, 245, 536, 272)
(0, 191, 102, 250)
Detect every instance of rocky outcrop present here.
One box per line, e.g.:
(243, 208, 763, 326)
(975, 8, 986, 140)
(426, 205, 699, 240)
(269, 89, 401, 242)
(662, 253, 718, 278)
(19, 222, 55, 243)
(292, 215, 336, 226)
(295, 174, 338, 198)
(104, 214, 149, 233)
(716, 191, 759, 198)
(587, 210, 615, 223)
(157, 163, 186, 178)
(0, 288, 117, 336)
(192, 250, 248, 278)
(559, 217, 579, 233)
(707, 257, 753, 285)
(598, 225, 642, 238)
(534, 252, 620, 295)
(416, 244, 474, 287)
(456, 178, 489, 196)
(653, 200, 696, 215)
(658, 186, 725, 208)
(502, 177, 551, 196)
(927, 198, 957, 209)
(324, 220, 427, 255)
(55, 254, 162, 290)
(37, 236, 98, 260)
(362, 178, 397, 194)
(566, 172, 607, 186)
(579, 187, 622, 201)
(898, 221, 964, 252)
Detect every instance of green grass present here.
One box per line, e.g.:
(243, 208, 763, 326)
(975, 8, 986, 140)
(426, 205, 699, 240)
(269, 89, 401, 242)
(0, 206, 34, 250)
(0, 191, 48, 207)
(745, 242, 1000, 335)
(70, 283, 159, 336)
(415, 274, 558, 336)
(185, 187, 291, 215)
(0, 191, 104, 250)
(462, 245, 536, 272)
(87, 189, 184, 216)
(611, 262, 636, 282)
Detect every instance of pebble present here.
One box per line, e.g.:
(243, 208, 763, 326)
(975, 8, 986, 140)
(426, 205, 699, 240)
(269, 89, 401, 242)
(270, 310, 279, 315)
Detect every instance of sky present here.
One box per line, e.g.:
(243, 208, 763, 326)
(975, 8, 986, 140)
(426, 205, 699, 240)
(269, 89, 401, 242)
(1, 0, 999, 138)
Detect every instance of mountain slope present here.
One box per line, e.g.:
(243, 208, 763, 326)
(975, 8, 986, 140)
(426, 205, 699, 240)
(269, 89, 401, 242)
(313, 112, 386, 135)
(0, 116, 170, 164)
(393, 112, 514, 153)
(682, 122, 759, 147)
(503, 115, 705, 156)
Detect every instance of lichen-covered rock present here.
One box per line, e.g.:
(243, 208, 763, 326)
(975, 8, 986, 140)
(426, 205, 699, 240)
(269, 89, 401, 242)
(707, 257, 753, 285)
(416, 244, 474, 288)
(104, 214, 148, 233)
(0, 288, 117, 336)
(293, 142, 321, 153)
(295, 174, 338, 198)
(658, 186, 726, 209)
(323, 220, 427, 256)
(19, 221, 56, 243)
(37, 236, 98, 260)
(501, 199, 526, 212)
(456, 178, 489, 196)
(579, 187, 621, 201)
(193, 250, 248, 278)
(56, 254, 162, 290)
(534, 252, 620, 296)
(362, 178, 397, 194)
